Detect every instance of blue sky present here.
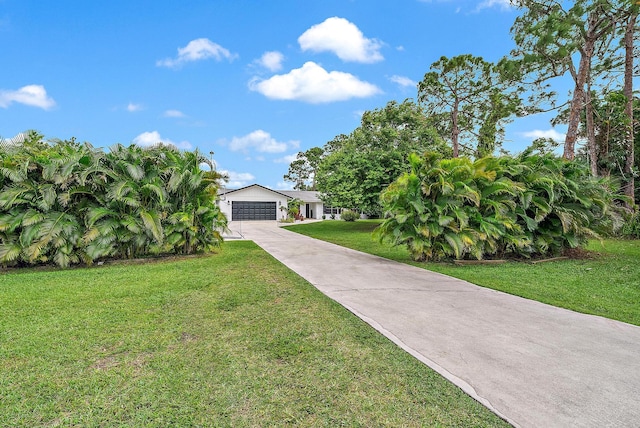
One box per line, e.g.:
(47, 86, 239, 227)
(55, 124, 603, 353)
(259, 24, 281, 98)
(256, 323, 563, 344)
(1, 0, 568, 189)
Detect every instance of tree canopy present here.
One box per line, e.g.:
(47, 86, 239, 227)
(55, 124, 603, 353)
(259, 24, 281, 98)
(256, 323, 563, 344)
(283, 147, 324, 190)
(418, 54, 522, 158)
(511, 0, 639, 164)
(313, 100, 451, 216)
(286, 3, 638, 214)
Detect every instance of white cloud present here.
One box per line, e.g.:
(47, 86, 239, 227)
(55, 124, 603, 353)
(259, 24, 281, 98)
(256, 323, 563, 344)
(389, 75, 417, 88)
(274, 154, 298, 164)
(298, 17, 383, 63)
(275, 181, 295, 190)
(127, 102, 143, 112)
(226, 130, 299, 154)
(521, 129, 566, 142)
(156, 38, 237, 68)
(220, 170, 255, 188)
(256, 51, 284, 72)
(0, 85, 56, 110)
(163, 109, 186, 118)
(132, 131, 192, 149)
(249, 61, 381, 104)
(476, 0, 514, 12)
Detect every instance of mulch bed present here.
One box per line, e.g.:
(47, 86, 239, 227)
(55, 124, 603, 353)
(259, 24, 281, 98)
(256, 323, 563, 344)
(451, 247, 602, 266)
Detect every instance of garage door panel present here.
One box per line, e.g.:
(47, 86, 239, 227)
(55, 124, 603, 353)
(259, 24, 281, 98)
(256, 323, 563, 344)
(231, 201, 277, 220)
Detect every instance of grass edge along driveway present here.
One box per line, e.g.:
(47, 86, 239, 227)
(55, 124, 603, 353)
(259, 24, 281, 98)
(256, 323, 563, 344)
(285, 220, 640, 327)
(0, 241, 509, 427)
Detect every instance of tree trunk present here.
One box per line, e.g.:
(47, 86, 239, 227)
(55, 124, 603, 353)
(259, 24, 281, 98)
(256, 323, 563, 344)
(564, 14, 597, 160)
(563, 5, 618, 161)
(451, 98, 460, 158)
(585, 79, 598, 176)
(563, 61, 589, 159)
(623, 11, 636, 206)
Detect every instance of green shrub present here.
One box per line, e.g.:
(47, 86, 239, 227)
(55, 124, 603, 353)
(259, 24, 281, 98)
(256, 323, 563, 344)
(287, 198, 302, 220)
(620, 210, 640, 239)
(341, 210, 359, 222)
(377, 150, 625, 261)
(0, 133, 227, 268)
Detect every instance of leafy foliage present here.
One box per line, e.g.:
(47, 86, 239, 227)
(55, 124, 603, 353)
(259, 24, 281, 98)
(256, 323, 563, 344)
(0, 132, 226, 267)
(286, 198, 302, 220)
(510, 0, 639, 160)
(340, 210, 359, 222)
(377, 150, 625, 261)
(283, 147, 324, 190)
(418, 55, 522, 158)
(619, 210, 640, 239)
(315, 100, 451, 216)
(555, 91, 640, 203)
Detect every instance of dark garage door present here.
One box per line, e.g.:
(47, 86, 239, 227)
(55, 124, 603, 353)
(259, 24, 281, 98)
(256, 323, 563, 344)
(232, 201, 277, 221)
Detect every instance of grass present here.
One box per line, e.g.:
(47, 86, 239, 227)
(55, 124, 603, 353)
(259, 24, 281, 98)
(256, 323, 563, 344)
(0, 241, 508, 427)
(286, 220, 640, 327)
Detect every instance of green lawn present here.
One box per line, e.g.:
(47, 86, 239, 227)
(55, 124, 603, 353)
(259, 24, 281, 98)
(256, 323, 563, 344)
(0, 241, 508, 427)
(286, 220, 640, 327)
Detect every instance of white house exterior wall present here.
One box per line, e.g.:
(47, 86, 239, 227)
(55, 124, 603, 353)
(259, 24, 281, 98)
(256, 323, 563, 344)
(218, 186, 289, 221)
(313, 202, 323, 220)
(217, 184, 352, 221)
(303, 202, 323, 220)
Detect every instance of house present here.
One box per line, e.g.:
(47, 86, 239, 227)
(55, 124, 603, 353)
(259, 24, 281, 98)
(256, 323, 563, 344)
(217, 184, 342, 221)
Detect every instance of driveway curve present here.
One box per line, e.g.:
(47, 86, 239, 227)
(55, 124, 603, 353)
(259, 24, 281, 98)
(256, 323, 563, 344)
(234, 221, 640, 428)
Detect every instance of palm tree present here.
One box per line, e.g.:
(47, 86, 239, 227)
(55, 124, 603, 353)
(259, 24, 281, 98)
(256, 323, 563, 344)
(0, 135, 93, 267)
(0, 135, 228, 267)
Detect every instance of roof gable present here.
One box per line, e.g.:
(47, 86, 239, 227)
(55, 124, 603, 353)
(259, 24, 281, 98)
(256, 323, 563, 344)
(218, 183, 293, 199)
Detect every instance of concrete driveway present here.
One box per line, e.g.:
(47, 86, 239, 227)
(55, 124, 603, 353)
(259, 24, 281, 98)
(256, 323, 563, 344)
(232, 221, 640, 428)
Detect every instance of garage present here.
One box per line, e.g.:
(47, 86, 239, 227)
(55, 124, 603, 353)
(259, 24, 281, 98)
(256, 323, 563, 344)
(217, 184, 322, 222)
(231, 201, 277, 221)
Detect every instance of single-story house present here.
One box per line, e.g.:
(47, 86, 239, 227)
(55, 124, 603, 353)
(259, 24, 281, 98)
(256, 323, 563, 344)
(217, 184, 344, 221)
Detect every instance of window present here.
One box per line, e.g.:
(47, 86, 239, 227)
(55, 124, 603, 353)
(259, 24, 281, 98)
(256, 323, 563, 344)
(323, 206, 341, 215)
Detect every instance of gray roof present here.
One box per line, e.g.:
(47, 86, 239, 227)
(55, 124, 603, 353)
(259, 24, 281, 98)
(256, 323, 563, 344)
(217, 183, 290, 198)
(217, 184, 322, 203)
(280, 190, 322, 203)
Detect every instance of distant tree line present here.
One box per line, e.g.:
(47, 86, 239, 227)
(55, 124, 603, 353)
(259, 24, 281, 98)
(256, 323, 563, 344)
(0, 132, 226, 268)
(285, 0, 639, 214)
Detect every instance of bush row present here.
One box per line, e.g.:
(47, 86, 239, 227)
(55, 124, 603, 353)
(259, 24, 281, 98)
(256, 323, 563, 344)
(341, 210, 359, 222)
(377, 150, 626, 261)
(0, 133, 226, 267)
